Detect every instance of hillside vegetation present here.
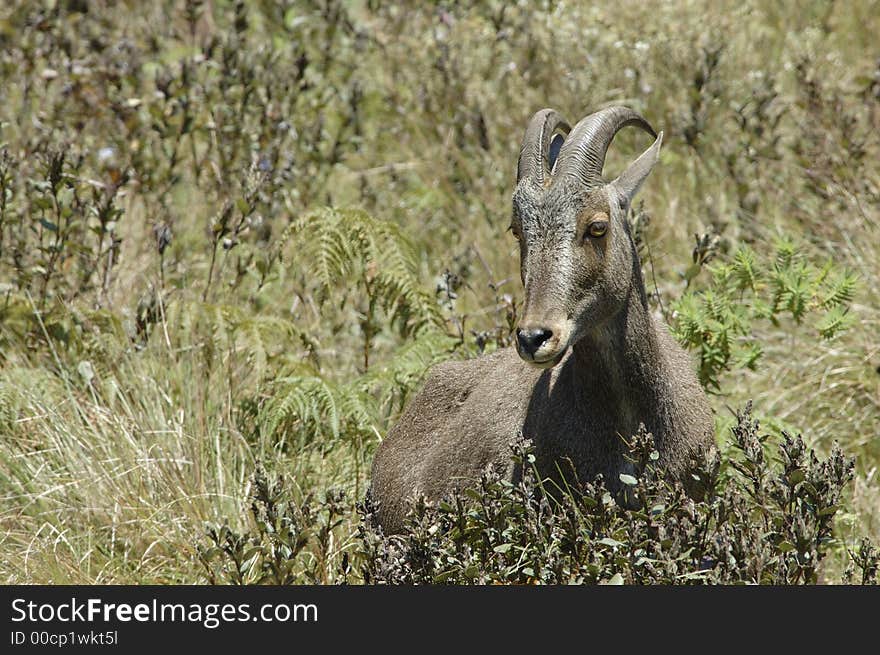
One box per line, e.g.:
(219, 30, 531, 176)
(0, 0, 877, 583)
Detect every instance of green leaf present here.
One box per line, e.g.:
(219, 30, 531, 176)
(619, 473, 638, 486)
(433, 570, 456, 583)
(39, 218, 58, 232)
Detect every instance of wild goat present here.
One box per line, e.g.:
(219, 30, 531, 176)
(370, 106, 714, 533)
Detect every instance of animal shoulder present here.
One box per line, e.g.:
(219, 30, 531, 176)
(406, 348, 538, 417)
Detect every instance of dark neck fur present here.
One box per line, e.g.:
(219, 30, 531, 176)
(571, 258, 666, 431)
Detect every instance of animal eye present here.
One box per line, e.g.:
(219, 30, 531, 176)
(587, 221, 608, 238)
(509, 224, 522, 240)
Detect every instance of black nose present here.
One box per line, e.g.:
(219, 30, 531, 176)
(516, 328, 553, 356)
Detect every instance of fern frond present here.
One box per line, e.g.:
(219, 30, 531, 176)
(672, 235, 856, 391)
(294, 208, 355, 294)
(732, 246, 760, 292)
(360, 329, 456, 412)
(773, 235, 797, 269)
(288, 207, 441, 335)
(815, 306, 853, 339)
(163, 299, 315, 381)
(259, 329, 456, 446)
(771, 260, 811, 322)
(262, 375, 342, 442)
(819, 269, 857, 309)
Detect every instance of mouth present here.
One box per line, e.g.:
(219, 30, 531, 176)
(521, 346, 568, 369)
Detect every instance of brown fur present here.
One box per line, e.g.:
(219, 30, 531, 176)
(370, 109, 714, 533)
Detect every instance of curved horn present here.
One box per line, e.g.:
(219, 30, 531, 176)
(553, 106, 656, 190)
(517, 108, 570, 186)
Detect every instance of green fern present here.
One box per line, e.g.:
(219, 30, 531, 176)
(263, 374, 343, 441)
(819, 268, 858, 309)
(357, 329, 457, 414)
(260, 329, 456, 446)
(289, 208, 441, 336)
(771, 258, 812, 322)
(165, 299, 318, 383)
(774, 234, 797, 269)
(815, 306, 853, 339)
(673, 239, 858, 390)
(261, 370, 378, 446)
(732, 246, 760, 292)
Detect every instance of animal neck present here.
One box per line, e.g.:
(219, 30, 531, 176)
(570, 266, 665, 420)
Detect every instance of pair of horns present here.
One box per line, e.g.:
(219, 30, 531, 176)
(517, 106, 657, 190)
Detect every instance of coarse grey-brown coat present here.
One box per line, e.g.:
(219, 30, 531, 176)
(370, 106, 714, 533)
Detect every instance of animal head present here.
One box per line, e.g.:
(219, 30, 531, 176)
(511, 106, 663, 368)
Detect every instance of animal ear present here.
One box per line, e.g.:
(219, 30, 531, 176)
(611, 131, 663, 207)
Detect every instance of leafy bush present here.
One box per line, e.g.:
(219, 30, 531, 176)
(198, 404, 875, 585)
(198, 465, 349, 585)
(359, 404, 874, 584)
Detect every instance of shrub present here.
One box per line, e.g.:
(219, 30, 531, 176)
(198, 404, 876, 585)
(198, 465, 349, 585)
